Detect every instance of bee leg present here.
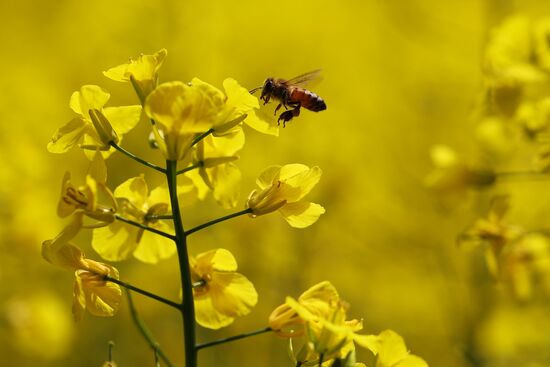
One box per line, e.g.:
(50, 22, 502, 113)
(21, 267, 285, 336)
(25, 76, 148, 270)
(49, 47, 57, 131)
(274, 103, 283, 115)
(278, 107, 301, 127)
(262, 95, 271, 105)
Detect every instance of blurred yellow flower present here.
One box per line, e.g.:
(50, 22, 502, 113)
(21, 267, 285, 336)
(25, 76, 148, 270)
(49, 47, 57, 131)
(42, 221, 122, 321)
(47, 85, 142, 158)
(191, 248, 257, 329)
(458, 196, 523, 277)
(185, 129, 244, 208)
(103, 48, 167, 101)
(92, 175, 177, 264)
(247, 163, 325, 228)
(501, 232, 550, 301)
(424, 145, 496, 193)
(375, 330, 428, 367)
(57, 151, 115, 226)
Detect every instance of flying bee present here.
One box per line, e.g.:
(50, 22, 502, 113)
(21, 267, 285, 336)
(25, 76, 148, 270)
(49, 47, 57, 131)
(249, 70, 326, 126)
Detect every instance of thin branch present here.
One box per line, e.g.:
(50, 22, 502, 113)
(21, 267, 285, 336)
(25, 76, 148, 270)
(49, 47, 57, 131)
(196, 327, 273, 350)
(185, 208, 252, 236)
(192, 129, 214, 147)
(110, 142, 166, 173)
(115, 214, 175, 240)
(176, 162, 202, 176)
(126, 291, 176, 367)
(104, 275, 180, 309)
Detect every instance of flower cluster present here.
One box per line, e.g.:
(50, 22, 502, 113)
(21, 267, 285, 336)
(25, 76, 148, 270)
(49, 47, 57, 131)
(43, 48, 427, 367)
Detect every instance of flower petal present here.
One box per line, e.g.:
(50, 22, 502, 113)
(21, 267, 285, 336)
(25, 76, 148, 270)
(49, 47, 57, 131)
(194, 292, 235, 329)
(47, 117, 88, 153)
(133, 222, 176, 263)
(82, 273, 122, 317)
(70, 85, 110, 116)
(210, 272, 258, 318)
(103, 105, 142, 135)
(279, 201, 325, 228)
(211, 163, 242, 209)
(244, 109, 280, 136)
(92, 221, 137, 262)
(114, 176, 148, 210)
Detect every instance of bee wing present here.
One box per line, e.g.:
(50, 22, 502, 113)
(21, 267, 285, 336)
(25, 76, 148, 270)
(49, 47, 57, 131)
(284, 69, 323, 87)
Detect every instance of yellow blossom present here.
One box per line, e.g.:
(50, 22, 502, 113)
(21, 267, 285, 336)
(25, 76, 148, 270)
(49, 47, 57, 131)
(144, 77, 259, 161)
(247, 164, 325, 228)
(185, 128, 244, 208)
(57, 151, 115, 226)
(500, 233, 550, 301)
(424, 145, 496, 193)
(103, 49, 167, 100)
(42, 221, 122, 321)
(458, 196, 523, 277)
(92, 175, 182, 264)
(270, 281, 378, 366)
(47, 85, 142, 158)
(375, 330, 428, 367)
(191, 248, 257, 329)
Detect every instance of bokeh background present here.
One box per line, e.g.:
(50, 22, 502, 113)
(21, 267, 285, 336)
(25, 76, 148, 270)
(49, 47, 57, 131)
(2, 0, 550, 366)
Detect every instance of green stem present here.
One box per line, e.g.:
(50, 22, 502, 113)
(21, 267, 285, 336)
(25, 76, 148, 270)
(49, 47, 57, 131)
(145, 214, 174, 221)
(126, 291, 176, 367)
(191, 129, 214, 146)
(110, 142, 166, 173)
(496, 170, 550, 181)
(185, 208, 252, 236)
(196, 327, 272, 350)
(104, 275, 180, 309)
(176, 162, 202, 176)
(166, 160, 197, 367)
(115, 214, 175, 240)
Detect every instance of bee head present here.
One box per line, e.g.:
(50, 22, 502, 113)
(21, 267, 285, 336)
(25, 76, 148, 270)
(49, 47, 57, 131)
(260, 78, 274, 99)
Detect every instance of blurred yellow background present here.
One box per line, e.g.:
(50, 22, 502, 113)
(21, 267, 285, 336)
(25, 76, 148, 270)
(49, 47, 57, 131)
(2, 0, 550, 366)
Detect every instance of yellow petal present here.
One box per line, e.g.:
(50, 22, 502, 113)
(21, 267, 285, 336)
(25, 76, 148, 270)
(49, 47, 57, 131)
(81, 272, 122, 317)
(211, 163, 242, 209)
(219, 78, 259, 123)
(354, 334, 380, 355)
(91, 221, 137, 262)
(114, 176, 148, 210)
(42, 240, 85, 270)
(281, 165, 322, 202)
(102, 105, 142, 135)
(88, 151, 108, 184)
(279, 201, 325, 228)
(194, 292, 235, 329)
(392, 356, 428, 367)
(195, 248, 238, 273)
(133, 222, 176, 263)
(72, 275, 86, 321)
(376, 330, 412, 367)
(103, 49, 167, 82)
(70, 85, 110, 116)
(210, 272, 258, 317)
(244, 109, 280, 136)
(47, 117, 88, 153)
(257, 165, 282, 189)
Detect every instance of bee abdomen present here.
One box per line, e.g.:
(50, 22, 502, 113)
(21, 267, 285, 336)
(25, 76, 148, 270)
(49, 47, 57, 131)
(291, 89, 327, 112)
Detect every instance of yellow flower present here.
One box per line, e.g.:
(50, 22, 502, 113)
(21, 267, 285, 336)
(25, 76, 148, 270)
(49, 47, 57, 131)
(47, 85, 142, 158)
(104, 49, 166, 86)
(57, 151, 115, 226)
(500, 233, 550, 301)
(458, 196, 523, 277)
(247, 164, 325, 228)
(92, 175, 179, 264)
(269, 281, 379, 366)
(375, 330, 428, 367)
(144, 78, 260, 161)
(185, 129, 244, 208)
(424, 145, 496, 193)
(42, 220, 122, 321)
(191, 248, 257, 329)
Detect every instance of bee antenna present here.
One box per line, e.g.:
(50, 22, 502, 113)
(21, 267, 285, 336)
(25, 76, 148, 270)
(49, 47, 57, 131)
(249, 86, 262, 94)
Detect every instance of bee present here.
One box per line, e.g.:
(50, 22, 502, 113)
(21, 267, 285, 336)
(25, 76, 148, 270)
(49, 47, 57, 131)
(250, 70, 326, 126)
